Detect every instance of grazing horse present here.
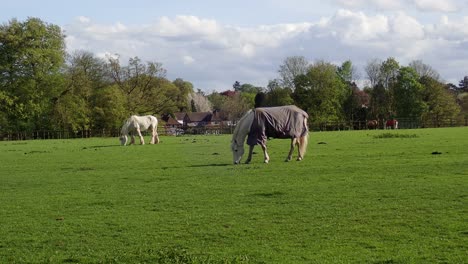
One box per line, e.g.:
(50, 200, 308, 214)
(385, 119, 398, 129)
(367, 120, 379, 130)
(120, 115, 160, 146)
(231, 105, 309, 164)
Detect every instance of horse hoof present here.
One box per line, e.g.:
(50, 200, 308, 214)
(264, 160, 269, 164)
(297, 157, 303, 161)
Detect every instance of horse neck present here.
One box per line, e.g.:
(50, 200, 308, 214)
(233, 111, 253, 145)
(121, 123, 128, 136)
(121, 118, 133, 135)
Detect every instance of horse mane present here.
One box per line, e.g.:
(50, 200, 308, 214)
(121, 115, 137, 135)
(232, 110, 253, 144)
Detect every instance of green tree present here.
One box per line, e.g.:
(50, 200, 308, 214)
(230, 82, 264, 109)
(52, 51, 107, 131)
(221, 92, 250, 121)
(265, 79, 293, 106)
(207, 91, 227, 111)
(343, 82, 369, 122)
(393, 67, 426, 118)
(233, 81, 241, 91)
(293, 60, 347, 123)
(458, 93, 468, 120)
(369, 83, 391, 120)
(420, 76, 460, 126)
(459, 76, 468, 93)
(172, 78, 194, 112)
(107, 56, 178, 115)
(337, 60, 358, 83)
(239, 83, 263, 94)
(380, 57, 400, 90)
(92, 84, 127, 131)
(0, 17, 66, 130)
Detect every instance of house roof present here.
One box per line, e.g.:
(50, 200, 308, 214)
(212, 110, 228, 121)
(174, 112, 186, 120)
(185, 112, 212, 122)
(220, 90, 238, 97)
(165, 116, 182, 125)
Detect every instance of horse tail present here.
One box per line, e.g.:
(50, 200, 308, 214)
(298, 117, 309, 157)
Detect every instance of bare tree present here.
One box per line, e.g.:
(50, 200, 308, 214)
(278, 56, 309, 91)
(365, 58, 382, 88)
(409, 60, 440, 80)
(187, 92, 212, 112)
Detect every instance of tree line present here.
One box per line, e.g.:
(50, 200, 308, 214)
(1, 18, 467, 134)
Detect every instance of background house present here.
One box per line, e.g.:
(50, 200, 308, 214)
(184, 112, 212, 127)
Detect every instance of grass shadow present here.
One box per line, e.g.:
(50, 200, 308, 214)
(187, 163, 231, 168)
(252, 191, 286, 198)
(83, 145, 121, 149)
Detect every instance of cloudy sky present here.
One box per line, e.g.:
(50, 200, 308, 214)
(2, 0, 468, 92)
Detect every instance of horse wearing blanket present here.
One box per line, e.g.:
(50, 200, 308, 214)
(231, 105, 309, 164)
(120, 115, 160, 146)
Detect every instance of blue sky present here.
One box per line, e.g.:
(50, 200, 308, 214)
(2, 0, 468, 92)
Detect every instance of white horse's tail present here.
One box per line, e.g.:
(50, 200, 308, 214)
(298, 117, 309, 157)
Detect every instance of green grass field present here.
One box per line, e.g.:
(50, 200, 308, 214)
(1, 127, 467, 263)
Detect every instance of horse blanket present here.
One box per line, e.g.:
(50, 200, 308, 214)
(247, 105, 308, 146)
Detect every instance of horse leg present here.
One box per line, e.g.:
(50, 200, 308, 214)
(153, 127, 160, 144)
(286, 138, 297, 162)
(296, 138, 303, 161)
(261, 144, 270, 163)
(136, 128, 145, 145)
(149, 128, 155, 144)
(148, 128, 155, 144)
(246, 145, 254, 164)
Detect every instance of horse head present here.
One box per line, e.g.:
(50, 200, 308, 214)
(231, 139, 245, 164)
(119, 135, 128, 146)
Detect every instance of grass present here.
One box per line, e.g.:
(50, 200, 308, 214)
(0, 127, 467, 263)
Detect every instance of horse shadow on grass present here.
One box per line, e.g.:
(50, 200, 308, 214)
(187, 163, 231, 168)
(82, 145, 121, 150)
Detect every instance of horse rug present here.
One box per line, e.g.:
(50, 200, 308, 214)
(247, 105, 309, 146)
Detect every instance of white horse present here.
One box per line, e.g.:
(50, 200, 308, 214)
(231, 105, 309, 164)
(120, 115, 160, 146)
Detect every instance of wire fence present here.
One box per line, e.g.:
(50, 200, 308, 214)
(0, 126, 235, 141)
(1, 117, 467, 141)
(309, 117, 468, 131)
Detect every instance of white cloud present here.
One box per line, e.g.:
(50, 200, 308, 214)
(333, 0, 462, 12)
(64, 9, 468, 91)
(316, 9, 389, 42)
(153, 15, 221, 38)
(333, 0, 404, 10)
(413, 0, 458, 12)
(182, 55, 195, 65)
(427, 15, 468, 39)
(390, 12, 425, 39)
(77, 16, 91, 24)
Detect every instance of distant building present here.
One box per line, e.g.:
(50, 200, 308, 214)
(163, 110, 231, 135)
